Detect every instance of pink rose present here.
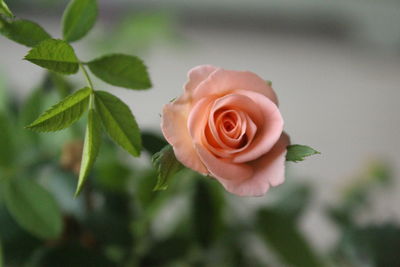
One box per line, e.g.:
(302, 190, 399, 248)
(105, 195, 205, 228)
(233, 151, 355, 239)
(161, 65, 290, 196)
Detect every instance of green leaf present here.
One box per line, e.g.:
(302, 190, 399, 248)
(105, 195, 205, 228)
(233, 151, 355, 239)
(336, 224, 400, 267)
(286, 144, 320, 162)
(152, 145, 184, 191)
(273, 184, 311, 220)
(0, 19, 51, 47)
(75, 108, 101, 196)
(24, 39, 79, 75)
(20, 88, 44, 127)
(257, 208, 322, 267)
(142, 131, 167, 155)
(27, 243, 115, 266)
(0, 238, 3, 267)
(3, 177, 63, 239)
(26, 87, 90, 132)
(0, 74, 9, 114)
(96, 160, 130, 193)
(94, 91, 141, 156)
(0, 113, 15, 167)
(0, 0, 13, 18)
(141, 234, 192, 266)
(62, 0, 97, 42)
(88, 54, 152, 90)
(49, 73, 74, 98)
(0, 204, 42, 265)
(19, 88, 45, 145)
(192, 178, 224, 248)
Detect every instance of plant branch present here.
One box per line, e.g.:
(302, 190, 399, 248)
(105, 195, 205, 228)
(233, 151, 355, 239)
(79, 63, 94, 91)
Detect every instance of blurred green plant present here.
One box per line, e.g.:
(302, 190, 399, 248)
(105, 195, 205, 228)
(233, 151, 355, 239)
(1, 0, 398, 266)
(327, 161, 400, 267)
(1, 0, 151, 196)
(95, 12, 181, 56)
(0, 76, 398, 265)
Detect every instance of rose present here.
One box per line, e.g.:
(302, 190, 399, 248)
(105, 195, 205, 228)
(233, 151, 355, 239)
(161, 65, 290, 196)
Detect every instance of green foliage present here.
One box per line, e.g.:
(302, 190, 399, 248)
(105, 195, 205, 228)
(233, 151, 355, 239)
(0, 0, 13, 18)
(2, 177, 63, 240)
(1, 0, 152, 195)
(75, 108, 101, 196)
(94, 91, 141, 157)
(328, 161, 393, 232)
(49, 73, 74, 98)
(0, 204, 42, 266)
(0, 3, 340, 266)
(0, 76, 8, 114)
(62, 0, 97, 42)
(26, 87, 91, 132)
(273, 184, 312, 220)
(24, 39, 79, 74)
(141, 131, 167, 155)
(87, 54, 152, 90)
(95, 160, 130, 193)
(19, 88, 45, 128)
(29, 242, 115, 267)
(257, 208, 322, 267)
(152, 145, 184, 191)
(191, 178, 224, 248)
(286, 144, 320, 162)
(0, 19, 51, 47)
(0, 239, 3, 267)
(139, 233, 192, 266)
(98, 12, 180, 55)
(0, 113, 15, 168)
(336, 224, 400, 267)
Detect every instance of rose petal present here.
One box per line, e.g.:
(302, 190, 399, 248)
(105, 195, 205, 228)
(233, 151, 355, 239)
(218, 133, 290, 196)
(188, 96, 215, 142)
(251, 132, 290, 187)
(210, 109, 245, 149)
(185, 65, 219, 93)
(195, 143, 253, 182)
(233, 90, 283, 163)
(216, 110, 246, 147)
(189, 96, 258, 159)
(208, 112, 257, 158)
(206, 94, 262, 156)
(211, 93, 264, 127)
(193, 68, 279, 105)
(161, 101, 208, 174)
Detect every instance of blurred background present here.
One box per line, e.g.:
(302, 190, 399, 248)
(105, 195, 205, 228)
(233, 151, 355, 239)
(1, 0, 400, 266)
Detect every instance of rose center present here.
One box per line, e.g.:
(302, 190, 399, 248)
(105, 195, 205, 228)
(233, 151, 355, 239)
(223, 120, 235, 131)
(209, 108, 249, 150)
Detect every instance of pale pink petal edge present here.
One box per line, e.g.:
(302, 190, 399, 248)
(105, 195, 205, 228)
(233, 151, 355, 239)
(217, 133, 290, 197)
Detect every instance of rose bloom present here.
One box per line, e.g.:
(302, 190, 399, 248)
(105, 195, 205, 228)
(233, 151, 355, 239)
(161, 65, 290, 196)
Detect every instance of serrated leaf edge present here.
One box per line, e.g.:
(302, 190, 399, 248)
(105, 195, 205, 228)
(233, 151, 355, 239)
(75, 108, 101, 197)
(26, 87, 91, 132)
(286, 144, 320, 163)
(94, 91, 141, 157)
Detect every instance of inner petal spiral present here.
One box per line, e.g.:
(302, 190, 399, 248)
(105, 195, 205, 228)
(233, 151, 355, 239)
(204, 103, 258, 159)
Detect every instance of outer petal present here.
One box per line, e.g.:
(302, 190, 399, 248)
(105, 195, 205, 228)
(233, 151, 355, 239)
(192, 68, 278, 105)
(184, 65, 219, 93)
(195, 143, 253, 182)
(161, 101, 208, 174)
(161, 66, 218, 174)
(251, 132, 290, 187)
(218, 133, 290, 197)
